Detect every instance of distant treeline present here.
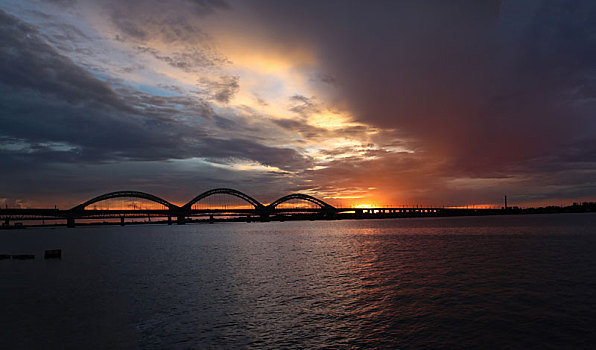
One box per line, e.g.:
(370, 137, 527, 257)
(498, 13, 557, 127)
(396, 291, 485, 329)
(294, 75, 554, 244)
(511, 202, 596, 214)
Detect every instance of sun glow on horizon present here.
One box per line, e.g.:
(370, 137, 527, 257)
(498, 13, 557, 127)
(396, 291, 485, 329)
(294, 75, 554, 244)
(354, 203, 373, 208)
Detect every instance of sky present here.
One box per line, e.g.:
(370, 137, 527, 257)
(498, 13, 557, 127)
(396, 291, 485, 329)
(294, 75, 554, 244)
(0, 0, 595, 209)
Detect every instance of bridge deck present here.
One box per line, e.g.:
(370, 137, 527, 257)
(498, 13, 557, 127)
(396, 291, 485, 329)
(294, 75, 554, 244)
(1, 207, 498, 218)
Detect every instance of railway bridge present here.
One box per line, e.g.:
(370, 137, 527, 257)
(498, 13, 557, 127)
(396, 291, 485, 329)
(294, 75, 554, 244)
(0, 188, 496, 228)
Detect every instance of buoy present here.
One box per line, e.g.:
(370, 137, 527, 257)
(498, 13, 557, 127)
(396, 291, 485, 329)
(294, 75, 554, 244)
(11, 254, 35, 260)
(44, 249, 62, 259)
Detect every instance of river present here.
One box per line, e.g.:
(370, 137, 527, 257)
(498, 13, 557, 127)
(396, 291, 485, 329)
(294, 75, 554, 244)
(1, 213, 595, 348)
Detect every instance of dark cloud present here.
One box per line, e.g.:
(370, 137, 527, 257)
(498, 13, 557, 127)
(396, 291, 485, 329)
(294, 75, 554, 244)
(195, 138, 313, 171)
(0, 11, 128, 111)
(271, 117, 376, 144)
(288, 95, 320, 116)
(255, 1, 593, 154)
(180, 0, 230, 14)
(271, 118, 325, 140)
(245, 0, 596, 201)
(252, 94, 269, 106)
(107, 0, 224, 42)
(198, 76, 240, 103)
(42, 0, 77, 6)
(104, 0, 230, 73)
(316, 73, 336, 85)
(0, 10, 311, 205)
(136, 46, 222, 72)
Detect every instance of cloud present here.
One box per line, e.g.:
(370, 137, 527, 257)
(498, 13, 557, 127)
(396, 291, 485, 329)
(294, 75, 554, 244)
(240, 0, 596, 202)
(106, 0, 227, 41)
(1, 1, 594, 207)
(198, 75, 240, 103)
(136, 46, 221, 72)
(0, 11, 127, 111)
(288, 94, 320, 116)
(0, 9, 314, 206)
(196, 138, 313, 171)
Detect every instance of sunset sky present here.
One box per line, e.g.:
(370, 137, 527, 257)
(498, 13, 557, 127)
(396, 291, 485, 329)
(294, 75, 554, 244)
(1, 0, 595, 208)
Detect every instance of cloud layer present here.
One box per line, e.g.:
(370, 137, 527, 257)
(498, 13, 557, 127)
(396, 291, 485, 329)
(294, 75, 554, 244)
(1, 1, 594, 208)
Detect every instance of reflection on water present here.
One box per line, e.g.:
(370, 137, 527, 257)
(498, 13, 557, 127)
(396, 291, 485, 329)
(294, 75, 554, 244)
(1, 214, 596, 348)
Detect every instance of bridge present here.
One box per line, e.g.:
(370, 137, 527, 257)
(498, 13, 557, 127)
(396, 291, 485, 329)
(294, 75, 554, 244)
(0, 188, 500, 228)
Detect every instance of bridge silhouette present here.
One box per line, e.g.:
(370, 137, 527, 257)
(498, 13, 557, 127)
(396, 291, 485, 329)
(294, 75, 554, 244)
(0, 188, 497, 228)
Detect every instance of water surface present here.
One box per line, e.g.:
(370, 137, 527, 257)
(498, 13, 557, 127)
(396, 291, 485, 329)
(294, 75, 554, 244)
(2, 214, 596, 348)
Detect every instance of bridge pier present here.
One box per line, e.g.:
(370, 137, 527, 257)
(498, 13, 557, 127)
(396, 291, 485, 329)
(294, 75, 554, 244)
(67, 217, 75, 228)
(177, 216, 186, 225)
(168, 216, 172, 225)
(120, 217, 125, 226)
(3, 218, 9, 227)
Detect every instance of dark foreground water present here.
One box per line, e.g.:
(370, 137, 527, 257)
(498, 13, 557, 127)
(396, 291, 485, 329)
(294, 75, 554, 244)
(1, 213, 596, 349)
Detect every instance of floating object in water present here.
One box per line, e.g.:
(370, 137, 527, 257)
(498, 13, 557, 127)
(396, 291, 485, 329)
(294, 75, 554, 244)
(44, 249, 62, 259)
(11, 254, 35, 260)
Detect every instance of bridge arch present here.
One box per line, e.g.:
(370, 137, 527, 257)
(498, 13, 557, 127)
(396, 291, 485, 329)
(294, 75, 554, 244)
(267, 193, 335, 210)
(70, 191, 177, 211)
(183, 188, 264, 210)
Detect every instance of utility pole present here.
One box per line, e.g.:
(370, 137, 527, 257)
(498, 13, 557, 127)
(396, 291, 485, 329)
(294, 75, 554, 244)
(504, 195, 508, 209)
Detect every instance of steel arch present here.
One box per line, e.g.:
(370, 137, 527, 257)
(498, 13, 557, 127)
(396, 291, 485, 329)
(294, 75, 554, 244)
(183, 188, 264, 209)
(268, 193, 335, 210)
(70, 191, 177, 211)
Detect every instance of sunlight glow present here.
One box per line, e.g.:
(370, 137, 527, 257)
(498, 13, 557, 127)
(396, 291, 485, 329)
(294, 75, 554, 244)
(308, 112, 354, 130)
(209, 159, 291, 174)
(354, 204, 373, 208)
